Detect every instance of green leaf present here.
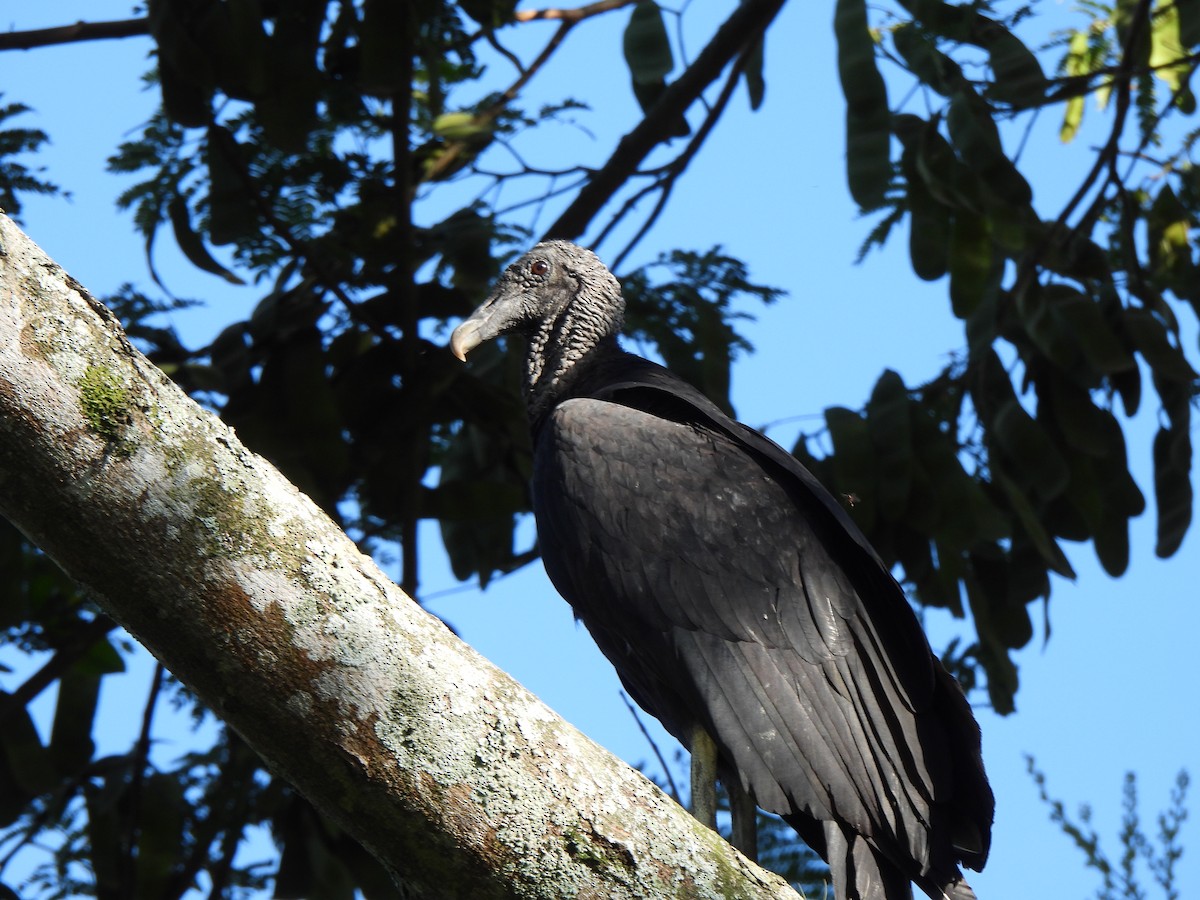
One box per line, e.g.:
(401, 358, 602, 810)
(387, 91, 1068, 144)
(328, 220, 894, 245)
(360, 0, 410, 93)
(948, 210, 993, 318)
(992, 398, 1070, 500)
(906, 171, 950, 280)
(205, 125, 259, 246)
(1051, 287, 1134, 375)
(826, 406, 878, 532)
(1148, 185, 1197, 289)
(893, 23, 964, 95)
(623, 2, 674, 85)
(947, 89, 1032, 207)
(0, 696, 55, 798)
(1060, 30, 1089, 142)
(49, 669, 100, 776)
(219, 0, 270, 99)
(980, 23, 1048, 107)
(866, 370, 913, 520)
(259, 0, 327, 151)
(135, 773, 188, 899)
(1044, 376, 1125, 460)
(1150, 0, 1196, 112)
(836, 0, 891, 208)
(1016, 282, 1080, 374)
(1124, 307, 1198, 382)
(995, 470, 1076, 577)
(1153, 423, 1192, 557)
(1179, 0, 1200, 45)
(167, 194, 245, 285)
(742, 35, 766, 111)
(438, 423, 528, 586)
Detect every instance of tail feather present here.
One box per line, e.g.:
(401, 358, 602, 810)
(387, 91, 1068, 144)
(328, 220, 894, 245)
(914, 871, 978, 900)
(824, 822, 913, 900)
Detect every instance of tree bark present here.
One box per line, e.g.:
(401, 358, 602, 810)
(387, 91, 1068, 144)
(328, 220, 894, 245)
(0, 212, 799, 898)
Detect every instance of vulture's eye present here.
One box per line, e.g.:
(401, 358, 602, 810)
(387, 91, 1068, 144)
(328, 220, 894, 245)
(530, 259, 549, 276)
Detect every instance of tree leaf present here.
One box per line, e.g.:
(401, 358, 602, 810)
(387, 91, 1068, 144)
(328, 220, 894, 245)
(1153, 423, 1193, 557)
(0, 696, 54, 798)
(205, 124, 259, 246)
(993, 398, 1070, 500)
(826, 406, 878, 533)
(995, 470, 1076, 577)
(623, 2, 674, 85)
(1060, 31, 1089, 142)
(866, 370, 913, 520)
(1124, 307, 1198, 382)
(893, 23, 963, 95)
(742, 34, 767, 110)
(979, 22, 1048, 107)
(1179, 0, 1200, 46)
(167, 194, 245, 284)
(1150, 0, 1196, 112)
(1047, 285, 1136, 375)
(836, 0, 891, 208)
(1147, 185, 1197, 290)
(360, 0, 411, 93)
(49, 668, 100, 777)
(947, 89, 1032, 207)
(948, 209, 993, 318)
(906, 163, 951, 280)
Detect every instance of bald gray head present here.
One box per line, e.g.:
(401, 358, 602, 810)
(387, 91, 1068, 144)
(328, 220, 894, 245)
(450, 241, 625, 418)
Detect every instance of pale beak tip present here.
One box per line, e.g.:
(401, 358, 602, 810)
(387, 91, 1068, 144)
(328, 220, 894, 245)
(449, 320, 481, 363)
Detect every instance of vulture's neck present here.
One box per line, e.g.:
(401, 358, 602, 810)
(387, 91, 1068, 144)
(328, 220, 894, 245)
(524, 307, 621, 421)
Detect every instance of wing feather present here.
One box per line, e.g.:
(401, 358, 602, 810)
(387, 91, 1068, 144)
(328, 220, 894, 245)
(532, 374, 989, 886)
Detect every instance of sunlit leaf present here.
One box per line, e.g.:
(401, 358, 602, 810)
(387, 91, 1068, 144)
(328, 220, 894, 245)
(1150, 0, 1196, 112)
(1060, 31, 1089, 142)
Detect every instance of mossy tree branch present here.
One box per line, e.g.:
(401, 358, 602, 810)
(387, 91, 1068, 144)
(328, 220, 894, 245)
(0, 212, 798, 899)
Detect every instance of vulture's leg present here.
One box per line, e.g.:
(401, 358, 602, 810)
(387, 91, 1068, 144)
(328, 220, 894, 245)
(727, 777, 758, 862)
(689, 725, 718, 831)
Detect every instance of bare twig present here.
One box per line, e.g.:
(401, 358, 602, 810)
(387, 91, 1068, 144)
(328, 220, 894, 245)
(544, 0, 786, 243)
(514, 0, 638, 24)
(1014, 0, 1153, 296)
(620, 691, 681, 805)
(0, 18, 148, 52)
(608, 47, 750, 269)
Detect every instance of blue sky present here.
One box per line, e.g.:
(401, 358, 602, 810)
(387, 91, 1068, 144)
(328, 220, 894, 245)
(3, 2, 1198, 898)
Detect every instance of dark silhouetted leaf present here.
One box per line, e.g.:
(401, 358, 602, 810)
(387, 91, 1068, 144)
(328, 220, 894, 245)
(993, 398, 1070, 500)
(623, 2, 674, 85)
(948, 210, 993, 318)
(836, 0, 890, 208)
(743, 34, 766, 110)
(1153, 424, 1193, 557)
(167, 194, 245, 285)
(866, 370, 913, 520)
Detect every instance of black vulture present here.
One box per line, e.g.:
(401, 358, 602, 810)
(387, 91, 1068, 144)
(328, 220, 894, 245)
(450, 241, 993, 900)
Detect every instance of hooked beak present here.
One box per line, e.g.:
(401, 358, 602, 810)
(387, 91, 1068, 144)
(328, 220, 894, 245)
(449, 292, 523, 362)
(449, 319, 483, 362)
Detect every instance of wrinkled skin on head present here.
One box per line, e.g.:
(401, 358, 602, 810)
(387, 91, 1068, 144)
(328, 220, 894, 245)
(451, 240, 626, 419)
(450, 240, 624, 361)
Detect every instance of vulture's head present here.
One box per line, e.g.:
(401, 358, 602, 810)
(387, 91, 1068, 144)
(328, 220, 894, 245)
(450, 241, 624, 363)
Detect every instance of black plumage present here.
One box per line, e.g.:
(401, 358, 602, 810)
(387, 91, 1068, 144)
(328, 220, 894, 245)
(450, 241, 993, 900)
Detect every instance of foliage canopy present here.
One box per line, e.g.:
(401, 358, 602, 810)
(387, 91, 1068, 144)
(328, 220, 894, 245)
(0, 0, 1196, 895)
